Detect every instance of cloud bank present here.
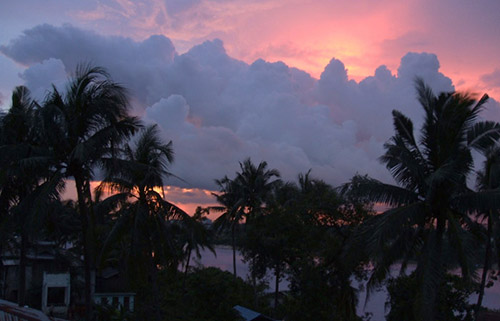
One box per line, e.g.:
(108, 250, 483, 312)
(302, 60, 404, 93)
(2, 24, 499, 191)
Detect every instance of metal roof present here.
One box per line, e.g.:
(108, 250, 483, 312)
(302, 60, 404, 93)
(0, 299, 66, 321)
(233, 305, 264, 321)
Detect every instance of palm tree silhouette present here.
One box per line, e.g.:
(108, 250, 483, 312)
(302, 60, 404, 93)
(181, 206, 215, 291)
(98, 124, 188, 321)
(41, 64, 140, 319)
(343, 78, 500, 320)
(475, 146, 500, 317)
(213, 158, 280, 278)
(212, 176, 245, 278)
(0, 86, 63, 306)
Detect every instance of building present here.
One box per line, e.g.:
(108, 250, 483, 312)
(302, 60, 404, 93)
(0, 241, 73, 308)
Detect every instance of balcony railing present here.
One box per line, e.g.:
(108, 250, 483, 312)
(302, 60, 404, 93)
(93, 293, 135, 312)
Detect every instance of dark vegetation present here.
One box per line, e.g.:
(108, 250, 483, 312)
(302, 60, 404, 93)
(1, 64, 500, 320)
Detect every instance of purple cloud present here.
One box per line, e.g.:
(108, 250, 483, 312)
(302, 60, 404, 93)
(1, 24, 177, 107)
(481, 69, 500, 88)
(2, 24, 490, 191)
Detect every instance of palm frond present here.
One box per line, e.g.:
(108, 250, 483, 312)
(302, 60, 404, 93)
(445, 210, 480, 280)
(381, 135, 428, 191)
(342, 175, 420, 206)
(453, 189, 500, 213)
(414, 77, 436, 115)
(467, 121, 500, 153)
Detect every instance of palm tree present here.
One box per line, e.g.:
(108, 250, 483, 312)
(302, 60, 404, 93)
(475, 146, 500, 317)
(40, 64, 140, 319)
(0, 86, 37, 307)
(213, 158, 281, 278)
(289, 172, 367, 321)
(233, 159, 281, 220)
(0, 86, 63, 306)
(98, 124, 187, 321)
(342, 79, 500, 320)
(181, 207, 215, 290)
(245, 180, 299, 315)
(296, 170, 350, 226)
(212, 177, 245, 277)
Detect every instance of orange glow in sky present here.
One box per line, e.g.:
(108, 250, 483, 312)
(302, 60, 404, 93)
(63, 181, 219, 219)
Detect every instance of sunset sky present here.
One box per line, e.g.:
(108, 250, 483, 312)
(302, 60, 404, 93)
(1, 0, 500, 214)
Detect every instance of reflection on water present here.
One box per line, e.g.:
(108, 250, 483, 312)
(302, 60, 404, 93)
(190, 246, 500, 321)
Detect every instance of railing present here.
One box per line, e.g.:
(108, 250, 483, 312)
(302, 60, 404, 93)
(93, 293, 135, 312)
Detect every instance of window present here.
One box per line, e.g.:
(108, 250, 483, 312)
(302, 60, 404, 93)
(47, 287, 66, 306)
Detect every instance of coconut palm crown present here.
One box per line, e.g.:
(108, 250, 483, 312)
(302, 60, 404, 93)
(343, 78, 500, 320)
(98, 124, 189, 270)
(213, 158, 281, 277)
(40, 64, 141, 319)
(97, 124, 190, 321)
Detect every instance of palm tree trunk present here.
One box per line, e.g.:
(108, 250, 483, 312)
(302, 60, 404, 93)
(274, 263, 280, 315)
(232, 224, 237, 277)
(424, 216, 446, 321)
(74, 175, 94, 320)
(150, 255, 162, 321)
(183, 247, 192, 292)
(17, 227, 27, 307)
(252, 269, 258, 308)
(476, 213, 493, 319)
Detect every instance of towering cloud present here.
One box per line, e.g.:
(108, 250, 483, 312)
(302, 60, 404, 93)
(2, 24, 497, 191)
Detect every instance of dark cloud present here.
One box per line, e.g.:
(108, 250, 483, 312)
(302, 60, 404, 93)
(1, 24, 479, 190)
(481, 69, 500, 88)
(1, 24, 177, 107)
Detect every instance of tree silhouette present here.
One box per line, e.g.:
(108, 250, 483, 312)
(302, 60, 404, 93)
(213, 158, 280, 278)
(98, 124, 187, 321)
(41, 64, 140, 319)
(475, 146, 500, 317)
(343, 78, 500, 320)
(0, 87, 63, 306)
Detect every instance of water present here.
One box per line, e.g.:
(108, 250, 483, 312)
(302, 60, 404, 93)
(189, 246, 500, 321)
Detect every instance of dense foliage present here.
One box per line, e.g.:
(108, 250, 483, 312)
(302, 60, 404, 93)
(158, 267, 262, 321)
(386, 272, 474, 321)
